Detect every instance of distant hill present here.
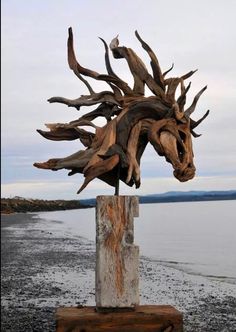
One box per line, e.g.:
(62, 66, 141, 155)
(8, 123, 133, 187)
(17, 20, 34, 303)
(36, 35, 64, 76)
(139, 190, 236, 204)
(79, 190, 236, 207)
(1, 191, 235, 213)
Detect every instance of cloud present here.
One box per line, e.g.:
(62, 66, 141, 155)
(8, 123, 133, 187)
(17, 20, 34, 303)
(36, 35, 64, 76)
(1, 181, 78, 200)
(2, 175, 236, 201)
(1, 0, 236, 199)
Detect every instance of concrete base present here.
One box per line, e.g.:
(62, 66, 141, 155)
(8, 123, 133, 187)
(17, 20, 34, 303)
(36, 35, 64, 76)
(56, 305, 183, 332)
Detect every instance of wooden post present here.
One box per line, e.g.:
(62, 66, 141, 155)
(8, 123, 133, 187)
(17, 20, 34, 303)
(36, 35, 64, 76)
(95, 195, 139, 309)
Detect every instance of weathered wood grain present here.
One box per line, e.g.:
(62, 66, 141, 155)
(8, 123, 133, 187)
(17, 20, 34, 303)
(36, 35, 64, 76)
(95, 196, 139, 308)
(56, 305, 183, 332)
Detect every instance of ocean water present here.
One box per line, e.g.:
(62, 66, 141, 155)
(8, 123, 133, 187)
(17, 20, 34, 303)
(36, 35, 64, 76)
(38, 200, 236, 283)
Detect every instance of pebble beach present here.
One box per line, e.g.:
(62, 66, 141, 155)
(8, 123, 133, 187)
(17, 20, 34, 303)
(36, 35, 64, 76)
(1, 213, 236, 332)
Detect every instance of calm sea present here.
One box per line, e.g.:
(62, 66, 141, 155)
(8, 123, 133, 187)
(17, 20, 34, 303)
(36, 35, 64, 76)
(38, 200, 236, 283)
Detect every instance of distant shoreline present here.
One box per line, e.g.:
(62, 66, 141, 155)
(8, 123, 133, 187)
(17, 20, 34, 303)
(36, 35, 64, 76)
(1, 198, 92, 214)
(139, 196, 236, 204)
(79, 190, 236, 207)
(1, 190, 236, 214)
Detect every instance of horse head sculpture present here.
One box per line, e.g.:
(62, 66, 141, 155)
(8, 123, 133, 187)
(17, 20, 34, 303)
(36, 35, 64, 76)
(34, 28, 209, 194)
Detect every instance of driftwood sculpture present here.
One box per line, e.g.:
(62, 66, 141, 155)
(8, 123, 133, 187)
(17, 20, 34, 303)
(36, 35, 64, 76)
(34, 28, 209, 195)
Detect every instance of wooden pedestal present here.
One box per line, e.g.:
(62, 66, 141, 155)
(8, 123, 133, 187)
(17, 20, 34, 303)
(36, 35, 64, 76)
(56, 196, 183, 331)
(56, 305, 183, 332)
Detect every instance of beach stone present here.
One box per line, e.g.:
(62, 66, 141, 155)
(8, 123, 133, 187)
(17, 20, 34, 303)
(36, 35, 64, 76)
(95, 195, 139, 308)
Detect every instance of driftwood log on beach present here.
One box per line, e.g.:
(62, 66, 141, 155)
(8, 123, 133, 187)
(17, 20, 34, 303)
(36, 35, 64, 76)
(56, 306, 183, 332)
(34, 28, 209, 195)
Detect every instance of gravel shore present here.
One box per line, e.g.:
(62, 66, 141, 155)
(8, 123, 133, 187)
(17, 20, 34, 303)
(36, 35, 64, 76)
(1, 213, 236, 331)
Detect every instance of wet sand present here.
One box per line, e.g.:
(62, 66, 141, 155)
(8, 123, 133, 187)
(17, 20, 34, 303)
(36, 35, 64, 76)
(1, 213, 236, 331)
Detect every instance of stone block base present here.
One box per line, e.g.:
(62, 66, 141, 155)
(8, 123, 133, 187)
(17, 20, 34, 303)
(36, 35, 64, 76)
(56, 305, 183, 332)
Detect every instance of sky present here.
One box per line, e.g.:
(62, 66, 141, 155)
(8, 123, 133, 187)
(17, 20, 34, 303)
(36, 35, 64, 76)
(1, 0, 236, 200)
